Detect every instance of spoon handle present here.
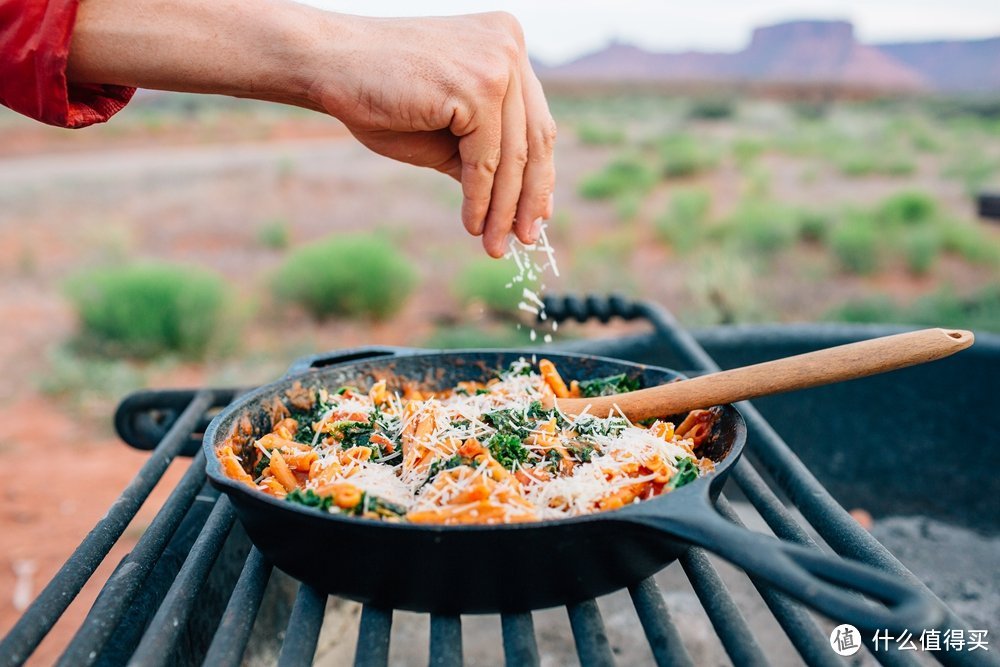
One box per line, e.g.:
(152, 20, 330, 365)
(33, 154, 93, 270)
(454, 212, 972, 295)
(555, 328, 974, 420)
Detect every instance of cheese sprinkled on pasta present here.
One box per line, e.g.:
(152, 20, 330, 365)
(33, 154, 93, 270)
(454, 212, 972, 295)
(217, 359, 716, 524)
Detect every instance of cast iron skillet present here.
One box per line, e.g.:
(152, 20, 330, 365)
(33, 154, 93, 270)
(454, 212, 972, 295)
(203, 347, 941, 632)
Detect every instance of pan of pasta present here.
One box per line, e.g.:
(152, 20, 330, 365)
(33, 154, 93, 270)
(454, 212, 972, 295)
(204, 347, 939, 631)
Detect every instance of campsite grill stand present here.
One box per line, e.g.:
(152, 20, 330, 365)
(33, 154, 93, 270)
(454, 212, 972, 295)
(1, 295, 995, 667)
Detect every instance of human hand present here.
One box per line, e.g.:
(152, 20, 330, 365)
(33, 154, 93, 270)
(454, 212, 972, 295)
(309, 12, 557, 257)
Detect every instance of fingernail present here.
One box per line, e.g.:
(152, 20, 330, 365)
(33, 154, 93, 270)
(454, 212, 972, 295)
(531, 217, 542, 243)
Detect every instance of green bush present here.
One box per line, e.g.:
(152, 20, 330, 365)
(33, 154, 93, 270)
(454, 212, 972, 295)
(723, 201, 799, 255)
(257, 218, 291, 250)
(941, 150, 999, 196)
(67, 263, 228, 358)
(577, 121, 626, 146)
(901, 227, 942, 276)
(655, 188, 711, 251)
(454, 258, 537, 315)
(578, 155, 656, 200)
(273, 234, 416, 320)
(835, 147, 915, 178)
(687, 98, 735, 120)
(876, 192, 937, 226)
(731, 138, 765, 167)
(423, 324, 537, 349)
(827, 295, 898, 324)
(830, 213, 881, 274)
(828, 284, 1000, 332)
(796, 210, 833, 242)
(939, 219, 1000, 265)
(614, 192, 643, 222)
(657, 134, 719, 178)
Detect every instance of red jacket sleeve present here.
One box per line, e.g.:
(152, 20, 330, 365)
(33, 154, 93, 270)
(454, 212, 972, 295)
(0, 0, 134, 128)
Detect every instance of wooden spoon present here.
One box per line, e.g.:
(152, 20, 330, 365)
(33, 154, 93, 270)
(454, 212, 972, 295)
(549, 328, 974, 421)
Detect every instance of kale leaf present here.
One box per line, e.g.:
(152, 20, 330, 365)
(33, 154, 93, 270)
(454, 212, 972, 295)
(669, 457, 700, 490)
(422, 455, 465, 487)
(286, 488, 333, 511)
(487, 433, 529, 470)
(578, 373, 640, 398)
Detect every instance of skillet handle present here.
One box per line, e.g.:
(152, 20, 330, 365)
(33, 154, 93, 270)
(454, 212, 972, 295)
(285, 346, 419, 376)
(625, 508, 943, 633)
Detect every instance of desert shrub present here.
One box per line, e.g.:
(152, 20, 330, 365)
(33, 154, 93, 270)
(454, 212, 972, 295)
(828, 284, 1000, 332)
(423, 324, 536, 349)
(731, 138, 765, 167)
(655, 188, 711, 251)
(908, 285, 1000, 331)
(38, 347, 144, 407)
(657, 134, 719, 178)
(577, 121, 625, 146)
(901, 227, 942, 276)
(876, 192, 937, 226)
(723, 201, 799, 255)
(830, 213, 881, 274)
(257, 218, 291, 250)
(578, 155, 656, 200)
(827, 295, 899, 324)
(939, 218, 1000, 265)
(687, 98, 735, 120)
(614, 192, 643, 222)
(796, 210, 833, 242)
(455, 258, 537, 315)
(941, 150, 999, 196)
(66, 263, 228, 358)
(273, 234, 416, 320)
(835, 146, 915, 177)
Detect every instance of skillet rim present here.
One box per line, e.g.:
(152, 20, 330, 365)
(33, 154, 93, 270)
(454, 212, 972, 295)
(202, 348, 745, 533)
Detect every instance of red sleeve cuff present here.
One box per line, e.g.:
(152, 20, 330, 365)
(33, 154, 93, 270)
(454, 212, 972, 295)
(0, 0, 135, 128)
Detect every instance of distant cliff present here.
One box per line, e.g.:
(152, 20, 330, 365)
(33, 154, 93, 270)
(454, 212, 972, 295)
(542, 20, 999, 93)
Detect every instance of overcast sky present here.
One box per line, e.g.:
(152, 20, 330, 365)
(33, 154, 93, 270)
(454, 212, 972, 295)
(305, 1, 999, 65)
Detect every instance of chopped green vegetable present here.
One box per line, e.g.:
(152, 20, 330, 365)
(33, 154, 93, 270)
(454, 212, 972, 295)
(487, 433, 529, 470)
(475, 388, 492, 395)
(669, 457, 700, 490)
(578, 373, 640, 398)
(568, 444, 595, 463)
(423, 455, 465, 487)
(498, 359, 533, 378)
(285, 488, 333, 511)
(572, 414, 629, 438)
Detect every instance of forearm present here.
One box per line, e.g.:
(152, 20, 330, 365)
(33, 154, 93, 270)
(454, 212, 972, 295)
(66, 0, 333, 111)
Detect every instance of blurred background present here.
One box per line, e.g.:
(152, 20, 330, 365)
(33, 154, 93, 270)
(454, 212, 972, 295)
(1, 1, 998, 659)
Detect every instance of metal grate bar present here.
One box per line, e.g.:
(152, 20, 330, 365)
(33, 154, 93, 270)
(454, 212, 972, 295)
(628, 577, 694, 667)
(715, 497, 842, 667)
(128, 497, 236, 666)
(55, 449, 209, 667)
(428, 615, 463, 667)
(276, 584, 327, 667)
(630, 299, 998, 667)
(739, 407, 997, 667)
(0, 390, 216, 667)
(730, 457, 923, 667)
(566, 599, 616, 667)
(500, 613, 540, 667)
(353, 606, 393, 667)
(202, 547, 273, 667)
(679, 548, 770, 667)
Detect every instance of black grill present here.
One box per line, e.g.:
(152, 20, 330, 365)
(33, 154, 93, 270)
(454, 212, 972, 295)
(1, 296, 995, 667)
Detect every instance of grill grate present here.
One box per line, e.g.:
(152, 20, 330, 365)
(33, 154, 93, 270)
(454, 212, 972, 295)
(1, 296, 995, 667)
